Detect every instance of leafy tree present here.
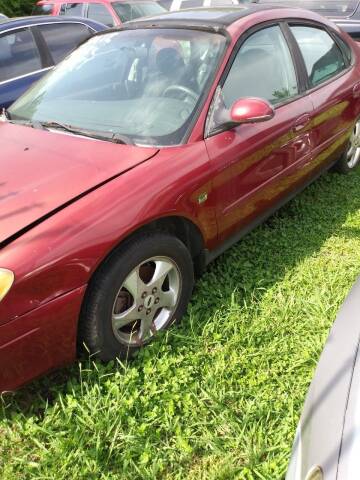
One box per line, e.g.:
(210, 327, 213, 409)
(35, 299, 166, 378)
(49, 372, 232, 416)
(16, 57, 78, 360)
(0, 0, 34, 17)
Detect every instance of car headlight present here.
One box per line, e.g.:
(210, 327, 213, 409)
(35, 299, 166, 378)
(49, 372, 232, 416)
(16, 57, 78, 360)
(0, 268, 14, 302)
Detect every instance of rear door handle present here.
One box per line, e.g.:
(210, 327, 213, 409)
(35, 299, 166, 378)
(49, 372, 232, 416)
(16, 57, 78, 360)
(353, 82, 360, 98)
(293, 114, 311, 133)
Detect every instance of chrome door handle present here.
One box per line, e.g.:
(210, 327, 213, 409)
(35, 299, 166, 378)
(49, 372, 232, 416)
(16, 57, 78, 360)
(293, 114, 311, 133)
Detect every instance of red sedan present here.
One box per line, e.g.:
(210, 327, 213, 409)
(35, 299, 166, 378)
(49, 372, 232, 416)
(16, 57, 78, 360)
(1, 5, 360, 392)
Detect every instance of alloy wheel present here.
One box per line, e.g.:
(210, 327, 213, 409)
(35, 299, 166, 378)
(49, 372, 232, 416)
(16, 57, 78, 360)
(112, 256, 181, 346)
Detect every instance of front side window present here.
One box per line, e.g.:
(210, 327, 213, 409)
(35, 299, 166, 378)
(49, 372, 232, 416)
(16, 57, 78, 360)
(32, 4, 55, 14)
(38, 23, 92, 64)
(87, 3, 115, 26)
(112, 2, 166, 23)
(206, 25, 298, 134)
(9, 29, 226, 146)
(0, 28, 42, 83)
(222, 25, 298, 108)
(60, 3, 85, 16)
(291, 26, 346, 87)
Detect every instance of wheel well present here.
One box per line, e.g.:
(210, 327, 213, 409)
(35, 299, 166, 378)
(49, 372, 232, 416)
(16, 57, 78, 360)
(125, 216, 206, 275)
(77, 216, 205, 351)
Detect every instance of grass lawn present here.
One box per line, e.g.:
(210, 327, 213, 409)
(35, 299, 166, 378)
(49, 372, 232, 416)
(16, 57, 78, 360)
(1, 168, 360, 480)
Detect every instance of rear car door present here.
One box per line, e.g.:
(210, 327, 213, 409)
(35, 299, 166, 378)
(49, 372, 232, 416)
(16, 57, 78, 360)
(36, 22, 94, 64)
(0, 27, 48, 109)
(289, 24, 360, 171)
(205, 24, 314, 243)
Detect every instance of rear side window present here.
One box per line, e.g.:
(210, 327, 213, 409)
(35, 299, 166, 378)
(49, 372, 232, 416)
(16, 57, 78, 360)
(0, 28, 42, 83)
(38, 23, 92, 63)
(32, 4, 55, 14)
(60, 3, 85, 16)
(291, 26, 347, 87)
(87, 3, 115, 26)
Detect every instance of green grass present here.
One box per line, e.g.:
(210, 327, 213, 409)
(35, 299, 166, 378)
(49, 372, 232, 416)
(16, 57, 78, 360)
(1, 169, 360, 480)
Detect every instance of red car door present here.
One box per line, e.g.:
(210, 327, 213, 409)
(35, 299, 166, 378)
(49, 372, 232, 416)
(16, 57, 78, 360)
(205, 24, 314, 243)
(290, 24, 360, 172)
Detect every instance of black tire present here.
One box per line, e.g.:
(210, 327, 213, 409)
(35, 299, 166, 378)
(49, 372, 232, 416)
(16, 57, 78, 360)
(333, 121, 360, 174)
(78, 232, 194, 361)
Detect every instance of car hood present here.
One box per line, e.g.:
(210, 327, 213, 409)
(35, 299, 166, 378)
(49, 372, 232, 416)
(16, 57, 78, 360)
(0, 123, 158, 245)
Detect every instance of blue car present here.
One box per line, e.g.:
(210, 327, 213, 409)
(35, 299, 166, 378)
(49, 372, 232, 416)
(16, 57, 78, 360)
(0, 16, 107, 109)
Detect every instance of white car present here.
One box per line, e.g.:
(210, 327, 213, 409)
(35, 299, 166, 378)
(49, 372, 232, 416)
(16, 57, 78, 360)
(158, 0, 250, 11)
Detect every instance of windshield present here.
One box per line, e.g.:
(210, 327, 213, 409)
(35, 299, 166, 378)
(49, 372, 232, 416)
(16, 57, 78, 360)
(9, 29, 225, 146)
(257, 0, 359, 17)
(112, 2, 167, 22)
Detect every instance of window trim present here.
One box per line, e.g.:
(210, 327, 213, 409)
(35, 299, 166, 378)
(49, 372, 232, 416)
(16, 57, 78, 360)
(286, 20, 353, 93)
(0, 67, 53, 87)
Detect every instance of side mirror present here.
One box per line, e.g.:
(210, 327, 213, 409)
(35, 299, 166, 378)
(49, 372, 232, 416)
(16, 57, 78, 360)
(230, 97, 275, 125)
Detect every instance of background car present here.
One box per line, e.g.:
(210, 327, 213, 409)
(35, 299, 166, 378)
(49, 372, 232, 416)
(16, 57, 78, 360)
(33, 0, 167, 26)
(157, 0, 250, 11)
(1, 6, 360, 392)
(0, 16, 106, 109)
(255, 0, 360, 41)
(287, 277, 360, 480)
(0, 13, 8, 20)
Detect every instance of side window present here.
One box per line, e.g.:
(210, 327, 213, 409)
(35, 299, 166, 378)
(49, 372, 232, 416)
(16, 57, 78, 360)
(38, 23, 92, 64)
(290, 26, 346, 87)
(87, 3, 115, 27)
(0, 28, 42, 83)
(222, 25, 298, 108)
(179, 0, 203, 7)
(209, 0, 235, 5)
(59, 3, 85, 16)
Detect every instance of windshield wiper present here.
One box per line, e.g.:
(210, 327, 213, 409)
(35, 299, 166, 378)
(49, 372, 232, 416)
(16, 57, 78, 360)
(38, 121, 132, 145)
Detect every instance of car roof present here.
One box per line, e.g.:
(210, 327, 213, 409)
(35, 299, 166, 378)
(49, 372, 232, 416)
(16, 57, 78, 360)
(125, 4, 285, 28)
(0, 15, 107, 32)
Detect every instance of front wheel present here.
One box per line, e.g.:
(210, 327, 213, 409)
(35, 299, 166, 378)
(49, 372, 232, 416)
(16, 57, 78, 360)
(334, 119, 360, 174)
(79, 233, 194, 361)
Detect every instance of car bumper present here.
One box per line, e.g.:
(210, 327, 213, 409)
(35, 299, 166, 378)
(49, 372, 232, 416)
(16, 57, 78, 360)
(286, 277, 360, 480)
(0, 285, 86, 392)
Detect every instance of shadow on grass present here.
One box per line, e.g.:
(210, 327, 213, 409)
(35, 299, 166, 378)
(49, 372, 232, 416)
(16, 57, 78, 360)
(2, 169, 360, 418)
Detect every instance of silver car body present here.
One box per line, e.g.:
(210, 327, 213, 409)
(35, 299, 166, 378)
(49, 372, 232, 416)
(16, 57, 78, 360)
(287, 277, 360, 480)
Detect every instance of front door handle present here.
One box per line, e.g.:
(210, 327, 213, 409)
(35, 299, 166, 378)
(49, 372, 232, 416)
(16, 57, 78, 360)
(293, 114, 311, 133)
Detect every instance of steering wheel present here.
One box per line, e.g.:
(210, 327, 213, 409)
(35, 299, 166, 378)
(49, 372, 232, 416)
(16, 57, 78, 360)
(163, 85, 198, 102)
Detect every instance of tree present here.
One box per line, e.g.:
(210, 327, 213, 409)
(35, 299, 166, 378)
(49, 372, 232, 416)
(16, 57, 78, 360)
(0, 0, 34, 17)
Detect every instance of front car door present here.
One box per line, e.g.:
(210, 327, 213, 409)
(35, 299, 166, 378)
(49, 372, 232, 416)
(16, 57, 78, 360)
(0, 27, 49, 109)
(205, 23, 314, 244)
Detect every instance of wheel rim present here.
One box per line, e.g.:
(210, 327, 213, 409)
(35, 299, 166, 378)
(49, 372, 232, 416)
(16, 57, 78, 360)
(112, 256, 181, 346)
(346, 120, 360, 169)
